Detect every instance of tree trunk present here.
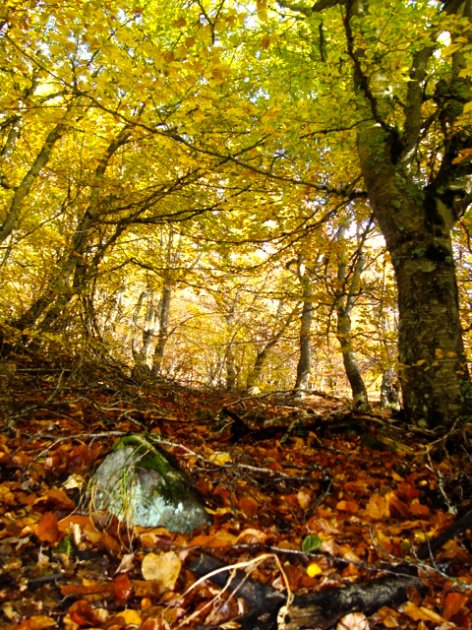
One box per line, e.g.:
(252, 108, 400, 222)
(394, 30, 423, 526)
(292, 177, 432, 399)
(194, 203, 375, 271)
(293, 259, 314, 397)
(334, 223, 370, 410)
(8, 127, 131, 337)
(152, 280, 172, 376)
(336, 310, 369, 409)
(394, 231, 468, 426)
(357, 128, 470, 426)
(345, 0, 472, 426)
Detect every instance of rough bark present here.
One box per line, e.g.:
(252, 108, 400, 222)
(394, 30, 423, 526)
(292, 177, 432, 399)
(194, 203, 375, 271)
(345, 0, 472, 426)
(294, 265, 314, 397)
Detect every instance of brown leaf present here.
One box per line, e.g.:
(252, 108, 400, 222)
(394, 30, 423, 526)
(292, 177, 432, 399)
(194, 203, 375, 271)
(443, 591, 469, 620)
(239, 496, 259, 518)
(111, 572, 133, 603)
(65, 600, 103, 626)
(35, 512, 59, 544)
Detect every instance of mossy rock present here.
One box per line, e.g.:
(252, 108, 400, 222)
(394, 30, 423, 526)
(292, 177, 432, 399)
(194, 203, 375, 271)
(90, 435, 210, 533)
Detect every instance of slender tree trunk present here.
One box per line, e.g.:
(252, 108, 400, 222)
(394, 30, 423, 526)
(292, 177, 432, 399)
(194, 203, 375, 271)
(8, 127, 131, 336)
(247, 300, 296, 392)
(293, 259, 314, 397)
(336, 309, 369, 409)
(152, 280, 172, 376)
(0, 118, 67, 244)
(334, 223, 370, 410)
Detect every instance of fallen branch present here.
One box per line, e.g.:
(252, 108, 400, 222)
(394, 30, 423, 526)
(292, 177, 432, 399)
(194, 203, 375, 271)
(189, 553, 421, 629)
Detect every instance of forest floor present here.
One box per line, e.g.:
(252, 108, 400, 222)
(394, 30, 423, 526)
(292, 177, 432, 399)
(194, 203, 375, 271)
(1, 362, 472, 629)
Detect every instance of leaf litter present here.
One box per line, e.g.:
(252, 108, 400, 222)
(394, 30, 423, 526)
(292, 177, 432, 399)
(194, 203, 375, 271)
(1, 368, 471, 629)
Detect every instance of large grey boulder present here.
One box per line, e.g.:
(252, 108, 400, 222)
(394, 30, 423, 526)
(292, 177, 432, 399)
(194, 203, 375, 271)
(90, 435, 210, 533)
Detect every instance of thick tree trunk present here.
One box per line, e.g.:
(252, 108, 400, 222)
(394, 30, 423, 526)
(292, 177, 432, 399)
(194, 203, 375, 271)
(357, 127, 470, 426)
(346, 0, 472, 427)
(393, 232, 468, 426)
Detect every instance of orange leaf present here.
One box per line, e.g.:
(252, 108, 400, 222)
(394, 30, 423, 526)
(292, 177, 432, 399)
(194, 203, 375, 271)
(239, 496, 259, 518)
(336, 500, 359, 514)
(190, 531, 236, 548)
(66, 600, 103, 626)
(403, 601, 444, 623)
(35, 512, 59, 544)
(35, 488, 75, 509)
(365, 494, 390, 521)
(387, 493, 410, 517)
(14, 616, 56, 629)
(409, 501, 430, 517)
(443, 591, 469, 620)
(236, 528, 269, 544)
(58, 514, 94, 532)
(112, 573, 133, 603)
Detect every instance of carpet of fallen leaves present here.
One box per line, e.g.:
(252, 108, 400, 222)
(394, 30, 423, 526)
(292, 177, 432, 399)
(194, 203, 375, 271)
(1, 365, 471, 630)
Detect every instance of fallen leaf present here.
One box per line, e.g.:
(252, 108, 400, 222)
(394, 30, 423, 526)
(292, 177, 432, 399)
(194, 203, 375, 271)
(336, 612, 370, 629)
(66, 600, 103, 626)
(236, 527, 269, 544)
(35, 512, 59, 544)
(115, 609, 142, 625)
(336, 500, 359, 514)
(402, 601, 445, 623)
(306, 562, 322, 577)
(112, 572, 133, 603)
(14, 616, 57, 629)
(297, 489, 311, 510)
(209, 451, 232, 466)
(239, 495, 259, 518)
(443, 591, 469, 620)
(115, 552, 135, 574)
(141, 551, 181, 590)
(365, 494, 390, 520)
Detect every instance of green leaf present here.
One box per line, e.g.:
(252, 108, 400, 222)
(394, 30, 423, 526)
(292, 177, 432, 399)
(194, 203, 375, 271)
(301, 534, 323, 553)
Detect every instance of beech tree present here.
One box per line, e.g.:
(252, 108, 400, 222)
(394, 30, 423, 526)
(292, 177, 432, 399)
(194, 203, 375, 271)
(258, 0, 471, 426)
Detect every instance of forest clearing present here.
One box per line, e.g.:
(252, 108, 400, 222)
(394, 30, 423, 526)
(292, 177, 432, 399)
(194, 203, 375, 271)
(1, 0, 471, 627)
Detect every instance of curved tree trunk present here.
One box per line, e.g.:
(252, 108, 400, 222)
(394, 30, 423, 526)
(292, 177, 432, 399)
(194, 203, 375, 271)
(8, 127, 131, 336)
(334, 223, 370, 410)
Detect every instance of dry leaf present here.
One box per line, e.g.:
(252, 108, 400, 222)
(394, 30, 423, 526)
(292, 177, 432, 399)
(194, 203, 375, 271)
(35, 512, 59, 544)
(115, 609, 142, 625)
(443, 591, 469, 620)
(209, 451, 232, 466)
(297, 489, 311, 510)
(403, 601, 445, 623)
(336, 612, 370, 629)
(365, 494, 390, 520)
(141, 551, 182, 589)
